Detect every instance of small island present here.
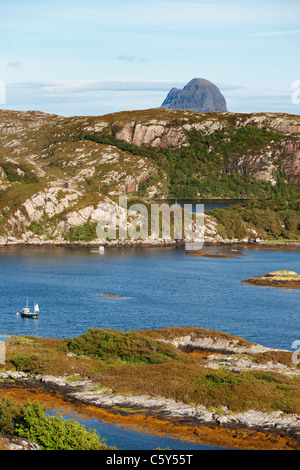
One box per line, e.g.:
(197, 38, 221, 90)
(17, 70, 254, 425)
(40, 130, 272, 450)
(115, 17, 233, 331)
(242, 270, 300, 288)
(1, 326, 300, 450)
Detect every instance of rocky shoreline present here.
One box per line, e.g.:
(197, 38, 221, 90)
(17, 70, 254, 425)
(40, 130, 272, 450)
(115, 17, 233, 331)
(0, 240, 299, 249)
(0, 370, 299, 450)
(1, 323, 300, 452)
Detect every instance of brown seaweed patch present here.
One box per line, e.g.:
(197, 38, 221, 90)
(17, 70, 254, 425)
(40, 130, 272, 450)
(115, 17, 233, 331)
(95, 293, 129, 299)
(0, 384, 299, 451)
(187, 250, 246, 259)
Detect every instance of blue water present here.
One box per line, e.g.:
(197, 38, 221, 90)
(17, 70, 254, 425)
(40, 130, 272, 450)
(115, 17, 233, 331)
(46, 409, 225, 451)
(1, 244, 299, 450)
(155, 198, 245, 212)
(0, 245, 299, 350)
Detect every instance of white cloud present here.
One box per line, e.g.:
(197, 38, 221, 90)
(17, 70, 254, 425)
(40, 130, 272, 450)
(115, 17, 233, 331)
(6, 61, 22, 67)
(34, 80, 186, 94)
(246, 29, 300, 37)
(117, 55, 147, 63)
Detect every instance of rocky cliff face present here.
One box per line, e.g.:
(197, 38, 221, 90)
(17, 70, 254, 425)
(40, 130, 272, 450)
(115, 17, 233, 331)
(0, 108, 299, 245)
(161, 78, 227, 113)
(228, 139, 300, 184)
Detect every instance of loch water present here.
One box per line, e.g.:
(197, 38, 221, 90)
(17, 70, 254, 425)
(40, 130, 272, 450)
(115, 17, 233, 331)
(1, 244, 299, 450)
(0, 245, 299, 350)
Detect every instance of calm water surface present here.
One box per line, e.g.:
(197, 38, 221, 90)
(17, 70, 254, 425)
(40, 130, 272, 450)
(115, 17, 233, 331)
(1, 245, 299, 450)
(154, 198, 245, 212)
(46, 408, 225, 451)
(0, 245, 299, 350)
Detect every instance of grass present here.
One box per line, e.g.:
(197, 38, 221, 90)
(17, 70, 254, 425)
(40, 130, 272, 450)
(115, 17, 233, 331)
(3, 327, 300, 415)
(67, 328, 183, 364)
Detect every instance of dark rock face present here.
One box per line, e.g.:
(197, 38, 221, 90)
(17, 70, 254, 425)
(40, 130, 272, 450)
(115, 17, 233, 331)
(161, 78, 227, 113)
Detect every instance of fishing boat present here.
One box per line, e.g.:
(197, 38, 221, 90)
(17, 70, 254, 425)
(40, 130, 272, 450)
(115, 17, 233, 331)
(19, 299, 39, 319)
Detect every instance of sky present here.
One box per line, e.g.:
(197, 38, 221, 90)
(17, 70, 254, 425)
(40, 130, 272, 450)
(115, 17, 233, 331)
(0, 0, 299, 116)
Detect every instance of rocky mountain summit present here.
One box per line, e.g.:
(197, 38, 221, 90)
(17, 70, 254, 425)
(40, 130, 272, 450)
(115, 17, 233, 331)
(161, 78, 227, 112)
(0, 107, 299, 245)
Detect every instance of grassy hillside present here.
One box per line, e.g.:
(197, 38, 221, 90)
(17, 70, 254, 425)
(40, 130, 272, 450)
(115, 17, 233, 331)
(208, 196, 300, 241)
(3, 327, 300, 415)
(75, 125, 299, 199)
(0, 108, 299, 243)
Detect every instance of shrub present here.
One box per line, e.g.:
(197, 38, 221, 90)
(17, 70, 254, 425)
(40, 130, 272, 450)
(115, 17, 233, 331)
(1, 162, 38, 184)
(15, 402, 110, 450)
(29, 221, 46, 235)
(8, 352, 39, 373)
(67, 328, 181, 364)
(204, 371, 243, 390)
(64, 221, 97, 242)
(0, 397, 25, 435)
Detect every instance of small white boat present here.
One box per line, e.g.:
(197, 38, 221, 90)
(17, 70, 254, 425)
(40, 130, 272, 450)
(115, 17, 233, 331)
(90, 245, 105, 254)
(19, 298, 39, 319)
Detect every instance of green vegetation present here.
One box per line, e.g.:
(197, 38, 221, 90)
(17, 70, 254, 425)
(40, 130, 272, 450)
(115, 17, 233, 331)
(67, 328, 182, 364)
(63, 221, 97, 242)
(3, 328, 300, 415)
(208, 196, 300, 240)
(1, 161, 38, 184)
(29, 221, 46, 235)
(0, 397, 110, 450)
(74, 125, 298, 199)
(0, 115, 299, 242)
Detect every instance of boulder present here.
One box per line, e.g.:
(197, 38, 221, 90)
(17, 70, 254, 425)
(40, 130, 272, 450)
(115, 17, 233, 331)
(0, 435, 41, 450)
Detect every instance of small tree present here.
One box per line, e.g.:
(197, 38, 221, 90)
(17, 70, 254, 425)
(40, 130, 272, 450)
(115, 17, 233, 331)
(0, 397, 25, 435)
(14, 401, 111, 450)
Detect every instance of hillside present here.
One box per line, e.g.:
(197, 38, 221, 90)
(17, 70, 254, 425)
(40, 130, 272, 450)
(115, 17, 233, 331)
(0, 108, 299, 245)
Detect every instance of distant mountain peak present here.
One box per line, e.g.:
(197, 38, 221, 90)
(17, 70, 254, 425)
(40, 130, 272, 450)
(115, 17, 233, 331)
(161, 78, 227, 113)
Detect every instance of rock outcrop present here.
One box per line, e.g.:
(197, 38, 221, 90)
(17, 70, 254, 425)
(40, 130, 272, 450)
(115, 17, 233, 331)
(161, 78, 227, 113)
(242, 270, 300, 288)
(0, 107, 299, 245)
(1, 325, 299, 449)
(0, 435, 41, 450)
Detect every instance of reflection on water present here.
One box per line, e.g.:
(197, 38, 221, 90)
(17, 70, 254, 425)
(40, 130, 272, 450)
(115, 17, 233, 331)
(46, 408, 226, 451)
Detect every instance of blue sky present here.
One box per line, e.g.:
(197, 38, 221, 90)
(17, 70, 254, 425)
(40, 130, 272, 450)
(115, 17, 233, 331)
(0, 0, 299, 116)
